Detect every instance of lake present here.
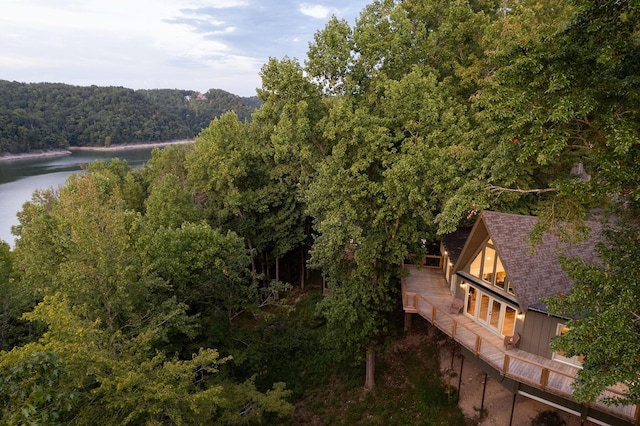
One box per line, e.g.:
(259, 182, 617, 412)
(0, 147, 158, 247)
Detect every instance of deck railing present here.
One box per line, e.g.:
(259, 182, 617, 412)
(402, 281, 638, 424)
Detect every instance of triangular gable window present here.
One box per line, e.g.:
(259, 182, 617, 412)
(469, 240, 514, 295)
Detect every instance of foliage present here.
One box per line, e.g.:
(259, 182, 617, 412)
(439, 0, 640, 233)
(546, 224, 640, 405)
(5, 151, 293, 423)
(0, 294, 292, 425)
(293, 329, 466, 426)
(3, 0, 640, 414)
(515, 0, 640, 406)
(0, 350, 79, 426)
(531, 410, 566, 426)
(0, 81, 261, 154)
(142, 222, 253, 324)
(305, 0, 482, 370)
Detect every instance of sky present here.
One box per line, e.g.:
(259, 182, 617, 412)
(0, 0, 371, 97)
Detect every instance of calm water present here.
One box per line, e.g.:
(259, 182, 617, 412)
(0, 147, 155, 247)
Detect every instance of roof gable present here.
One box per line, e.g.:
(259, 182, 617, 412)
(455, 211, 602, 311)
(482, 211, 603, 310)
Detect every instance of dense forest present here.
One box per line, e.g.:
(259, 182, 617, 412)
(0, 81, 262, 154)
(1, 0, 639, 424)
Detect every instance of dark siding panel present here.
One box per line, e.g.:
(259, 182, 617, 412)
(520, 311, 562, 359)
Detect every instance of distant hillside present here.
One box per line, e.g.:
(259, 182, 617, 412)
(0, 80, 263, 154)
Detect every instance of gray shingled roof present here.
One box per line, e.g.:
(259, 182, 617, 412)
(481, 211, 602, 311)
(442, 226, 472, 264)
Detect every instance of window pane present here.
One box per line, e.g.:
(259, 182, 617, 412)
(483, 247, 496, 282)
(466, 286, 477, 316)
(490, 299, 501, 328)
(495, 256, 506, 290)
(479, 294, 490, 322)
(502, 305, 517, 336)
(470, 251, 482, 277)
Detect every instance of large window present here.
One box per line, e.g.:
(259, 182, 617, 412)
(469, 240, 514, 295)
(463, 283, 518, 337)
(552, 324, 584, 368)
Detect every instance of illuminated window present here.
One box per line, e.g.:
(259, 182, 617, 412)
(468, 240, 511, 294)
(483, 247, 496, 282)
(552, 324, 584, 367)
(495, 257, 506, 290)
(463, 283, 520, 337)
(470, 251, 482, 277)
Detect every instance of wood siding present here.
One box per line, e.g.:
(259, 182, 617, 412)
(520, 310, 562, 359)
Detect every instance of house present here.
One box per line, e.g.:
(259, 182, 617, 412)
(403, 211, 638, 425)
(451, 210, 603, 365)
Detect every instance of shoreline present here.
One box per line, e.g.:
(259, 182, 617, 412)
(0, 149, 73, 162)
(67, 139, 194, 152)
(0, 140, 194, 162)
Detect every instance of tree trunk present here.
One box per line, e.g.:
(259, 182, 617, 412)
(247, 239, 257, 278)
(365, 349, 375, 389)
(275, 256, 280, 282)
(300, 245, 305, 289)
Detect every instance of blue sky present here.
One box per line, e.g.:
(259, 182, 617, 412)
(0, 0, 370, 97)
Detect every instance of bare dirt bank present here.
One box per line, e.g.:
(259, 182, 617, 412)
(67, 139, 194, 152)
(0, 149, 72, 162)
(0, 140, 194, 162)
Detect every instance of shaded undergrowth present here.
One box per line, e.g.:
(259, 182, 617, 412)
(228, 285, 467, 425)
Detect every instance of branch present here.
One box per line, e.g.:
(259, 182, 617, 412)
(575, 117, 607, 144)
(486, 185, 560, 194)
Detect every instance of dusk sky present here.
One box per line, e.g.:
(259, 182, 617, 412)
(1, 1, 371, 97)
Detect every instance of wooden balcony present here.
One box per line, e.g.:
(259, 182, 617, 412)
(402, 264, 639, 425)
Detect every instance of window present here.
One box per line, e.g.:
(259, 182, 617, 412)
(483, 247, 496, 282)
(466, 286, 477, 316)
(468, 240, 511, 294)
(495, 257, 506, 290)
(470, 251, 482, 277)
(463, 283, 519, 337)
(501, 305, 517, 337)
(552, 324, 584, 367)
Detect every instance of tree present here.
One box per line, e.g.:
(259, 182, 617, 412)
(6, 157, 294, 424)
(0, 242, 32, 351)
(14, 173, 156, 331)
(253, 57, 328, 285)
(186, 112, 269, 287)
(0, 294, 292, 425)
(142, 221, 253, 324)
(545, 223, 640, 404)
(305, 0, 483, 388)
(459, 0, 640, 406)
(439, 0, 640, 233)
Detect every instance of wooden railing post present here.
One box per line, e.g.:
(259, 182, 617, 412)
(540, 368, 550, 390)
(452, 320, 457, 337)
(475, 336, 482, 355)
(432, 305, 437, 322)
(503, 354, 510, 374)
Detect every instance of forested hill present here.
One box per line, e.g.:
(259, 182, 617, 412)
(0, 80, 262, 154)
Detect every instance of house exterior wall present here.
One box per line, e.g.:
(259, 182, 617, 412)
(519, 310, 564, 359)
(440, 242, 456, 295)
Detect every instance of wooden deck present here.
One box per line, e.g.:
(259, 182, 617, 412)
(402, 265, 638, 425)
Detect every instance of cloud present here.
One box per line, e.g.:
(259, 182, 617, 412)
(0, 0, 370, 96)
(299, 4, 333, 19)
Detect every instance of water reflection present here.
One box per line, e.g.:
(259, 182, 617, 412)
(0, 147, 155, 247)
